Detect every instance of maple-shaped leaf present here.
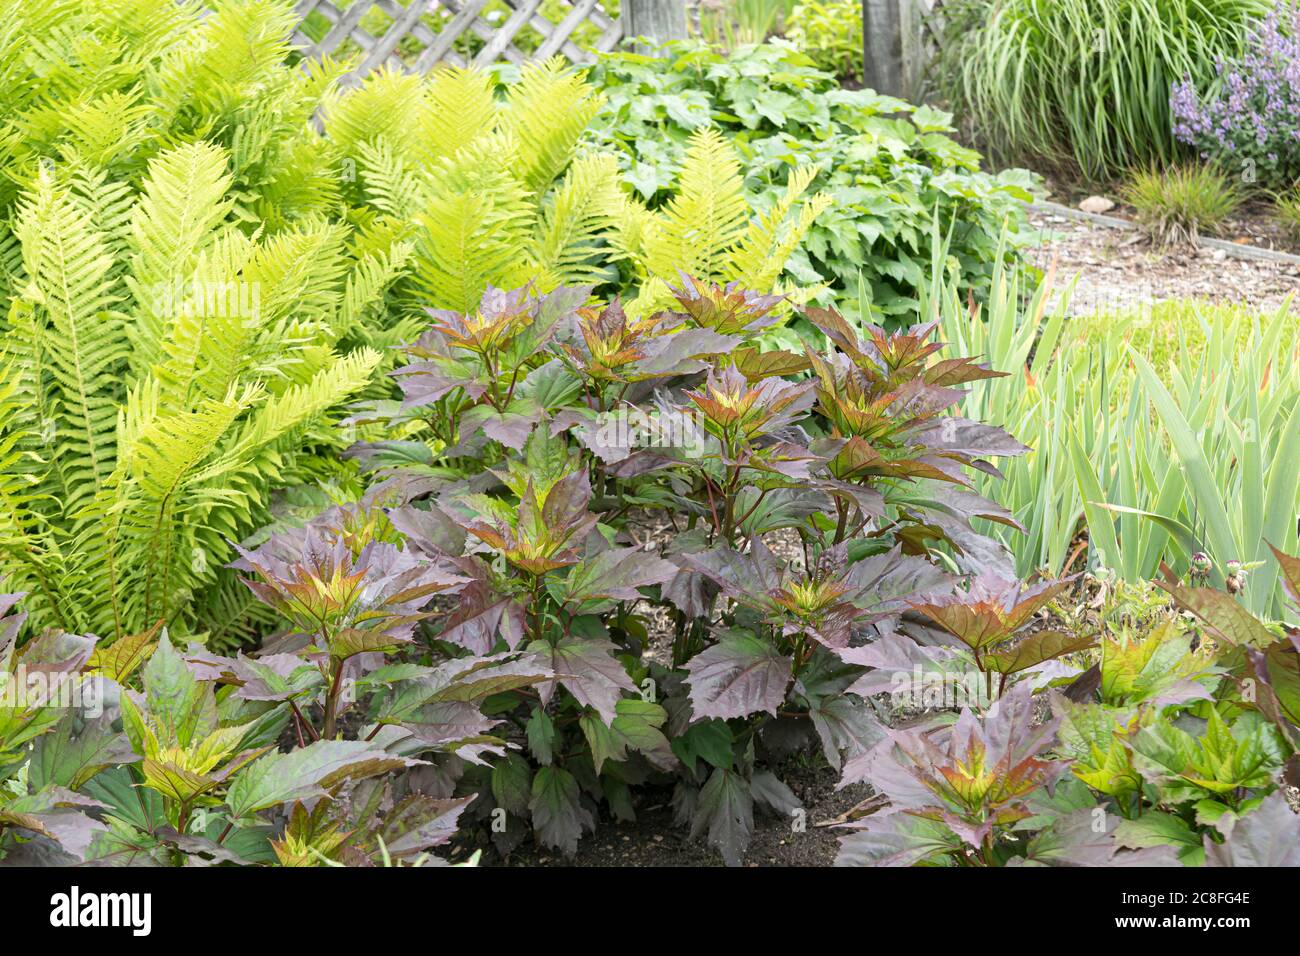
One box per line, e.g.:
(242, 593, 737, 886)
(667, 275, 785, 335)
(835, 810, 963, 867)
(0, 786, 108, 861)
(437, 582, 527, 654)
(529, 766, 594, 855)
(1156, 572, 1278, 648)
(233, 524, 467, 660)
(684, 631, 792, 721)
(532, 636, 638, 725)
(226, 740, 422, 819)
(689, 768, 754, 867)
(1021, 808, 1182, 867)
(86, 622, 161, 684)
(28, 713, 137, 792)
(556, 547, 678, 605)
(841, 684, 1065, 850)
(982, 630, 1097, 675)
(1129, 709, 1287, 803)
(1204, 790, 1300, 866)
(579, 698, 677, 774)
(370, 794, 476, 860)
(908, 575, 1074, 652)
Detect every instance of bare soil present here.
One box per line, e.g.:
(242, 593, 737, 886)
(494, 759, 873, 867)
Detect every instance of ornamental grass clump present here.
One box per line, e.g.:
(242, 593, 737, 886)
(1122, 164, 1244, 246)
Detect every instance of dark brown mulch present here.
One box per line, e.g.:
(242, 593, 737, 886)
(483, 758, 873, 868)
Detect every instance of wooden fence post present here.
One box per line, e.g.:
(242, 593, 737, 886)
(622, 0, 687, 54)
(862, 0, 903, 97)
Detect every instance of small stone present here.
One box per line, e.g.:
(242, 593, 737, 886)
(1079, 195, 1115, 214)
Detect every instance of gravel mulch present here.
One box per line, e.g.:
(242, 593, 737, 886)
(1024, 206, 1300, 317)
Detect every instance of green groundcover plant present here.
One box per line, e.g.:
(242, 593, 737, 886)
(585, 39, 1038, 323)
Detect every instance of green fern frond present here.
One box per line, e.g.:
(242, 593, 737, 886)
(624, 132, 831, 316)
(154, 225, 259, 411)
(337, 240, 415, 338)
(531, 153, 622, 290)
(355, 137, 430, 221)
(423, 66, 498, 167)
(193, 568, 280, 651)
(638, 127, 749, 282)
(411, 137, 534, 312)
(93, 378, 255, 634)
(727, 165, 833, 289)
(56, 88, 159, 172)
(500, 58, 605, 195)
(253, 130, 345, 231)
(15, 170, 128, 519)
(209, 347, 382, 483)
(323, 66, 430, 161)
(152, 0, 299, 118)
(126, 141, 236, 373)
(125, 386, 253, 505)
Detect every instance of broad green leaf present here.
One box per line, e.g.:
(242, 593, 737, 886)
(226, 741, 415, 819)
(529, 766, 593, 855)
(689, 768, 753, 867)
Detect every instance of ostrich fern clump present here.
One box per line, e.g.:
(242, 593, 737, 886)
(0, 143, 394, 642)
(0, 0, 410, 642)
(0, 0, 829, 645)
(327, 59, 830, 320)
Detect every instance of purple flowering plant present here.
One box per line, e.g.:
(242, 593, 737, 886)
(1171, 5, 1300, 190)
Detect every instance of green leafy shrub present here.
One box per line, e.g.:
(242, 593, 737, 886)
(938, 0, 1270, 181)
(786, 0, 863, 79)
(332, 270, 1037, 862)
(1122, 165, 1244, 246)
(586, 39, 1037, 324)
(837, 545, 1300, 866)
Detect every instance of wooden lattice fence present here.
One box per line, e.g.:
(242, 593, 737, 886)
(279, 0, 942, 101)
(288, 0, 625, 77)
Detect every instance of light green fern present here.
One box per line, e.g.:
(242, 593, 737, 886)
(620, 127, 832, 316)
